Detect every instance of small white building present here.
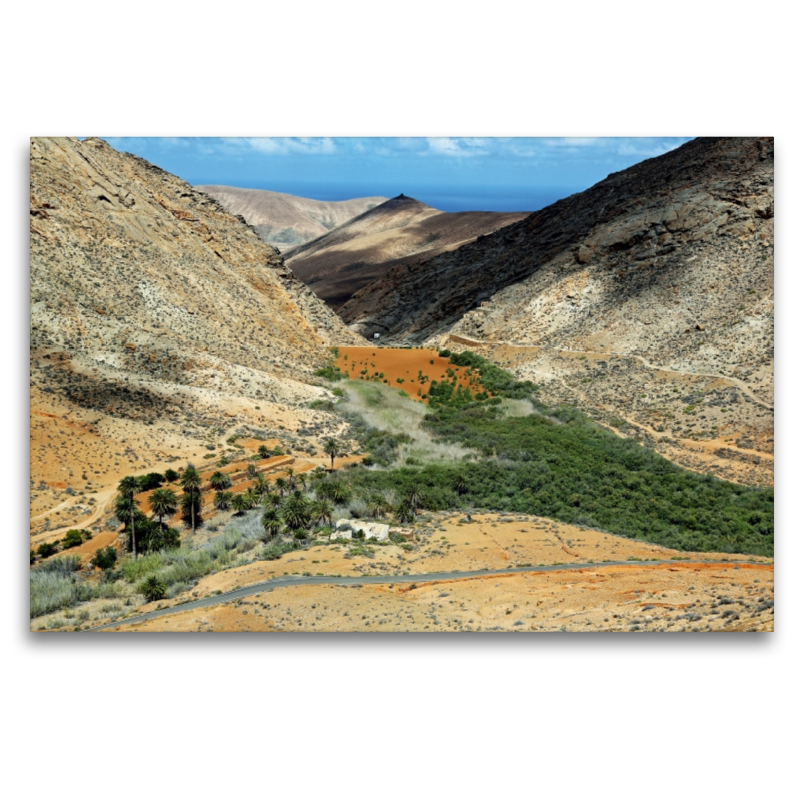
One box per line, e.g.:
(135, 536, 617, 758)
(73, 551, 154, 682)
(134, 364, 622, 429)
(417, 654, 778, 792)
(332, 518, 390, 541)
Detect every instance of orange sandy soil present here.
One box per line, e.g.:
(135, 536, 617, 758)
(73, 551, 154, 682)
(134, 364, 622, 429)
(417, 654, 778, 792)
(336, 346, 484, 402)
(95, 512, 772, 633)
(30, 365, 348, 544)
(42, 452, 364, 566)
(114, 562, 774, 633)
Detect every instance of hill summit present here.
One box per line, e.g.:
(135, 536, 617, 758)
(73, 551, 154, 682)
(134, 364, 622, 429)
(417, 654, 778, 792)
(285, 194, 528, 308)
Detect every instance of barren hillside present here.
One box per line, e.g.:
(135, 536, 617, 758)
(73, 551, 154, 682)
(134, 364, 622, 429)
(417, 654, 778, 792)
(30, 137, 360, 537)
(194, 185, 386, 249)
(286, 194, 528, 308)
(340, 138, 774, 483)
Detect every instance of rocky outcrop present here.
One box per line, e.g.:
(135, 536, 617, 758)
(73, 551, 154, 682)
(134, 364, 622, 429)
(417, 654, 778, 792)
(339, 138, 774, 480)
(30, 137, 367, 533)
(30, 137, 361, 395)
(286, 194, 528, 308)
(340, 138, 774, 371)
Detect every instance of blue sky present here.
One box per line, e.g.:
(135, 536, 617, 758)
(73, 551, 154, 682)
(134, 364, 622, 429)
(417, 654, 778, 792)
(103, 136, 694, 212)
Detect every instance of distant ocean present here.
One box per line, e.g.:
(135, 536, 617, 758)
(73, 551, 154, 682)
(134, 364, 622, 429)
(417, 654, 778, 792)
(213, 183, 580, 214)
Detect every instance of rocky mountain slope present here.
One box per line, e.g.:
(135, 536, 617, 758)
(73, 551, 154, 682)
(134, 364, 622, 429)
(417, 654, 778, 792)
(30, 137, 360, 535)
(193, 185, 386, 250)
(285, 194, 528, 308)
(340, 138, 774, 484)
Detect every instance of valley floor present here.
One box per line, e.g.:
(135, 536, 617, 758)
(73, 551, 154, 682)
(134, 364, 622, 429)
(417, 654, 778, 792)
(88, 513, 773, 633)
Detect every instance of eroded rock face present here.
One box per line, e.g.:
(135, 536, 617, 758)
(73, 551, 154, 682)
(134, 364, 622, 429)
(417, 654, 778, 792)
(339, 138, 773, 482)
(340, 138, 774, 370)
(30, 137, 361, 392)
(29, 138, 363, 528)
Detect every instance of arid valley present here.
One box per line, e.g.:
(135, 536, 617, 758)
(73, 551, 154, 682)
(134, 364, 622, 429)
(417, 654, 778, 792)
(29, 136, 774, 633)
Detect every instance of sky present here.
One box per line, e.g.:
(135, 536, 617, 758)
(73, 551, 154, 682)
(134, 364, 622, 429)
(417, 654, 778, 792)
(102, 136, 694, 213)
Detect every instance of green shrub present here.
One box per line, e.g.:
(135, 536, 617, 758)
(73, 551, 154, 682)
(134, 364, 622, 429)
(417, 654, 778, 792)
(91, 546, 118, 570)
(30, 558, 118, 618)
(36, 541, 59, 558)
(314, 365, 346, 381)
(140, 576, 167, 602)
(260, 540, 300, 561)
(138, 472, 165, 491)
(62, 529, 85, 549)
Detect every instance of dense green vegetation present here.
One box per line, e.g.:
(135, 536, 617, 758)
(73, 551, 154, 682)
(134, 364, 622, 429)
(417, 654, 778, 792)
(328, 350, 774, 556)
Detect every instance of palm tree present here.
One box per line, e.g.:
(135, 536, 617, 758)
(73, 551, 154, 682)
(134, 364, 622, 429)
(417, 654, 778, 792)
(231, 493, 250, 516)
(261, 507, 281, 539)
(180, 491, 200, 529)
(395, 499, 415, 524)
(246, 462, 259, 479)
(214, 490, 232, 511)
(149, 488, 177, 527)
(180, 464, 201, 535)
(323, 439, 340, 471)
(244, 488, 258, 508)
(115, 494, 146, 555)
(329, 482, 351, 505)
(209, 471, 232, 491)
(297, 473, 309, 492)
(258, 444, 271, 459)
(310, 498, 334, 527)
(368, 493, 393, 519)
(281, 492, 311, 531)
(274, 477, 287, 497)
(284, 467, 296, 491)
(406, 482, 423, 511)
(263, 491, 282, 509)
(453, 474, 469, 496)
(252, 474, 269, 499)
(117, 476, 141, 557)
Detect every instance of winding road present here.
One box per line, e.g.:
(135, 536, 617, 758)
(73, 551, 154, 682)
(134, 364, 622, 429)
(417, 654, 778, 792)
(84, 558, 766, 632)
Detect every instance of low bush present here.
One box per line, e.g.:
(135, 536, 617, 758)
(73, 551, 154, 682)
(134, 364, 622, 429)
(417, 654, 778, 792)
(36, 541, 59, 559)
(91, 546, 118, 570)
(62, 529, 85, 549)
(30, 567, 118, 618)
(260, 540, 301, 561)
(140, 575, 167, 602)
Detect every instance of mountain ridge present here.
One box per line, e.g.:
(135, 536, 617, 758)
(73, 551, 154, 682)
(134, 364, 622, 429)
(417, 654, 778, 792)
(286, 194, 529, 308)
(193, 185, 387, 250)
(30, 137, 360, 532)
(338, 137, 774, 485)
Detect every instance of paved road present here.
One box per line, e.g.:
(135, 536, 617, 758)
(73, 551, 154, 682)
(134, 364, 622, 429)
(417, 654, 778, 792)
(84, 559, 766, 632)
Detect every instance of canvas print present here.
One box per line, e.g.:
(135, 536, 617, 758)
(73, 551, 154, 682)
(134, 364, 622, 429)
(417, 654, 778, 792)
(29, 136, 774, 632)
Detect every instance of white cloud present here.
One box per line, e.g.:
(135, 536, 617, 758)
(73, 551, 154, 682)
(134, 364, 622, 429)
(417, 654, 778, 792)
(216, 137, 337, 156)
(426, 137, 489, 157)
(244, 137, 337, 155)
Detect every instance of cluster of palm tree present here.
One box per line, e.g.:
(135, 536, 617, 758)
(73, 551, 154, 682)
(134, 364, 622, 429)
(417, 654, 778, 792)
(115, 475, 179, 558)
(258, 480, 335, 542)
